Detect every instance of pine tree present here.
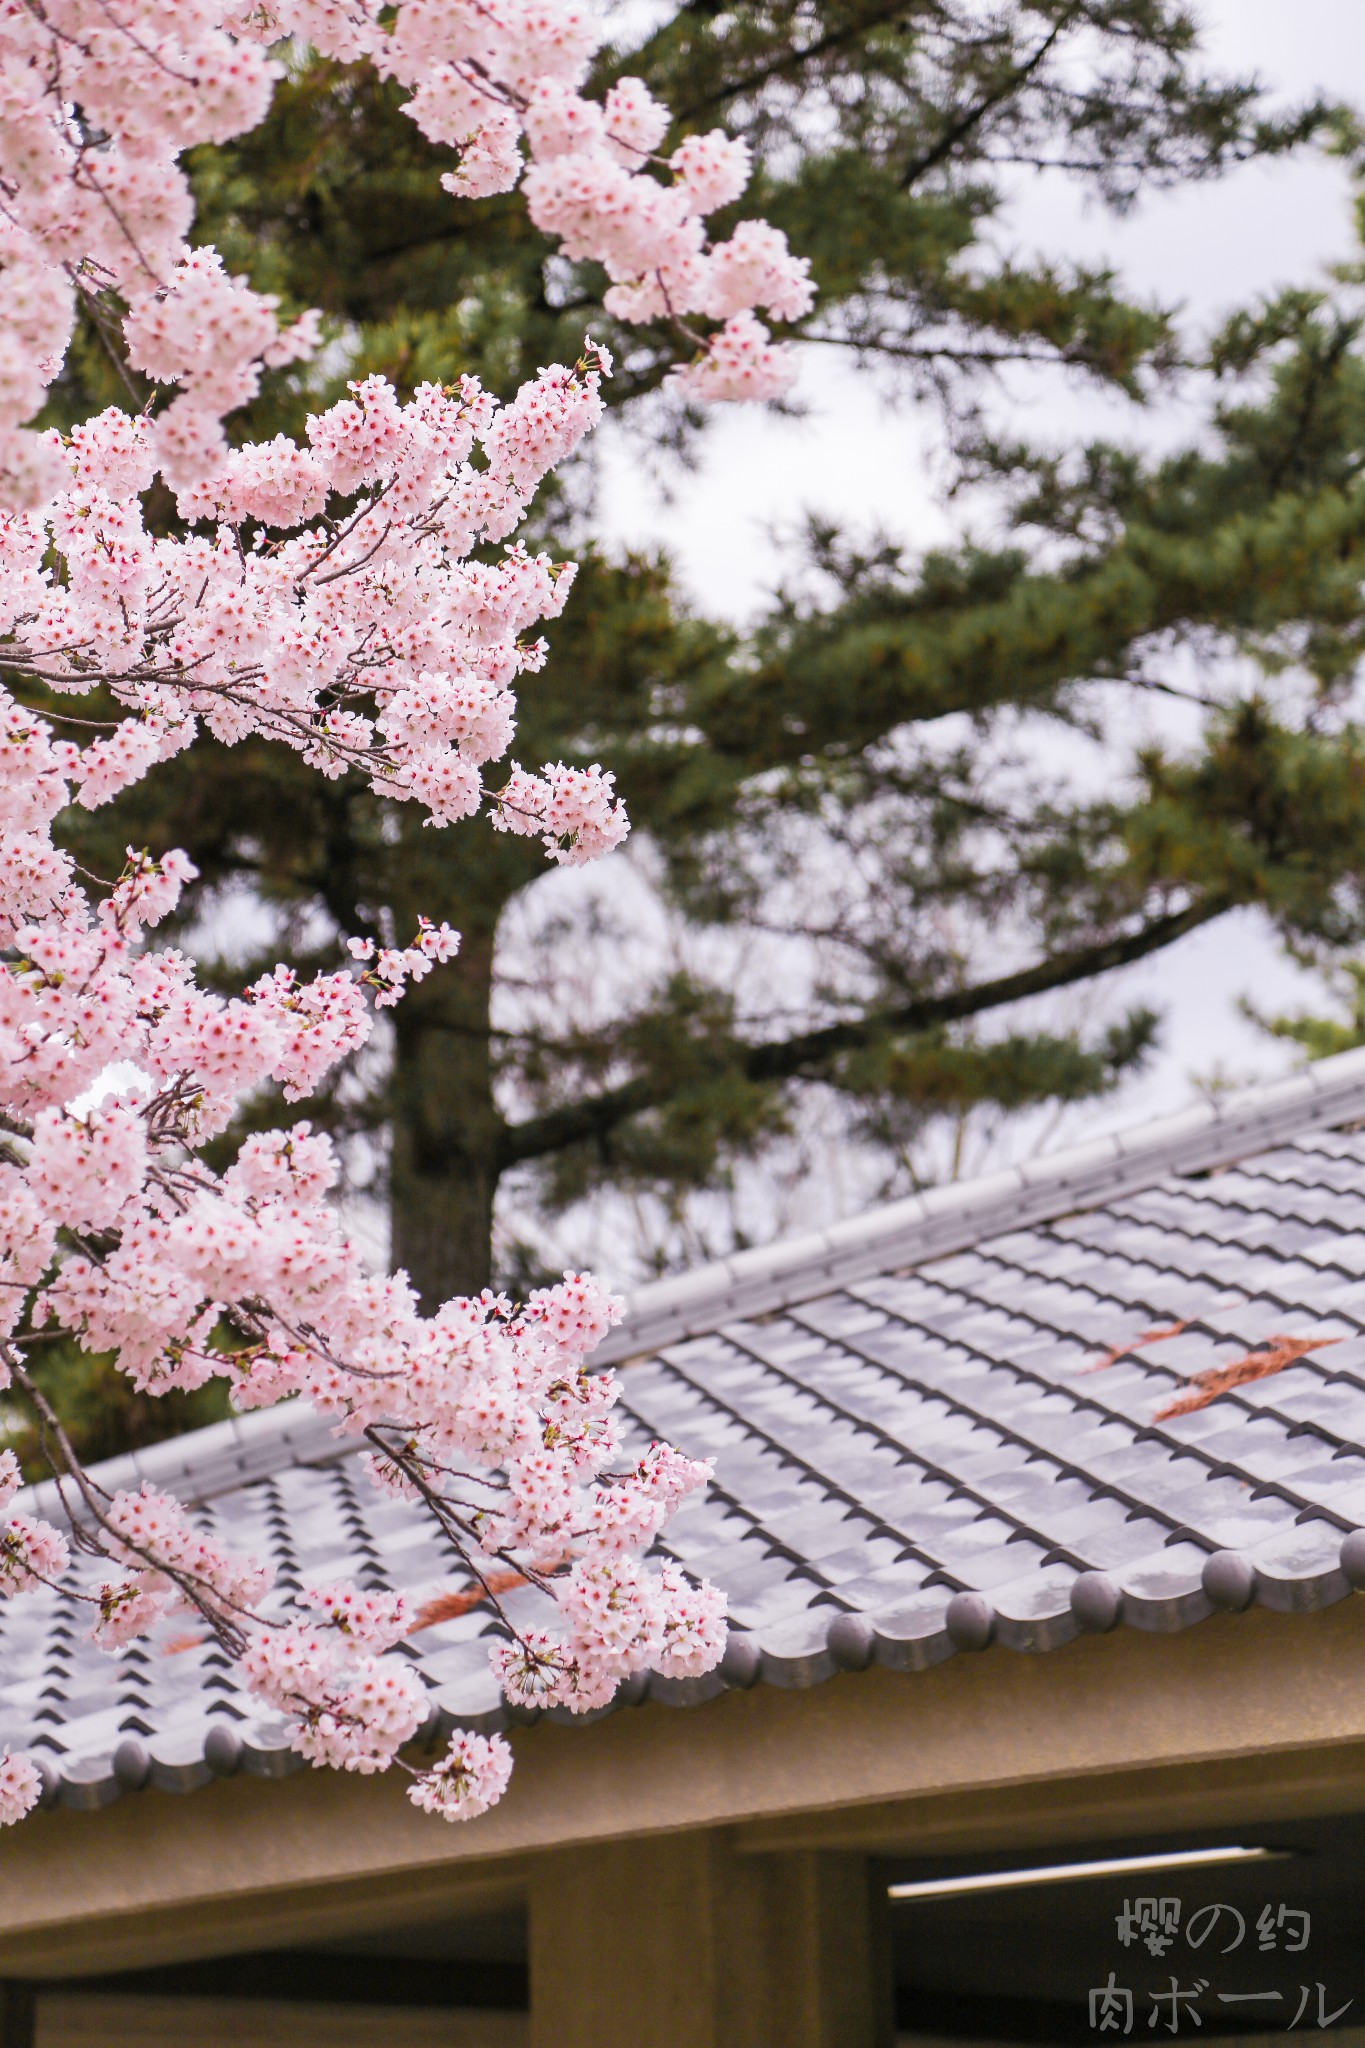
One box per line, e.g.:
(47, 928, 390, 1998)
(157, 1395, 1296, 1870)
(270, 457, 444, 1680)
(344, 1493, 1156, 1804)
(1249, 966, 1365, 1064)
(50, 1, 1365, 1321)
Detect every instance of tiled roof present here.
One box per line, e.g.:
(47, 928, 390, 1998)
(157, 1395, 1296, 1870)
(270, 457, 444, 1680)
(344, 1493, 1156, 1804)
(13, 1047, 1365, 1812)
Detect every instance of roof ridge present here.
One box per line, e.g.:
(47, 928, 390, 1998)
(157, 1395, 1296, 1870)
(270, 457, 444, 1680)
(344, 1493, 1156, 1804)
(593, 1046, 1365, 1365)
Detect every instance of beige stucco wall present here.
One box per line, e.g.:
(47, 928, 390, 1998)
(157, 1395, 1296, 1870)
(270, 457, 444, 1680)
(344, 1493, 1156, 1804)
(4, 1598, 1365, 1977)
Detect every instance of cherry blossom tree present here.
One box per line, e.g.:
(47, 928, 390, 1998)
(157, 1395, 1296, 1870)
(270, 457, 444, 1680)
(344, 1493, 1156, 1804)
(0, 0, 812, 1827)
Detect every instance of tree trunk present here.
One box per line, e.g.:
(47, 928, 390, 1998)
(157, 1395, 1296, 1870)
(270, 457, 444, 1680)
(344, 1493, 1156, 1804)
(389, 928, 502, 1307)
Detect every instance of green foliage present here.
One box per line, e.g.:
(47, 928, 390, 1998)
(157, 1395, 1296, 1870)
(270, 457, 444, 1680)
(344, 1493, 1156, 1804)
(1247, 964, 1365, 1063)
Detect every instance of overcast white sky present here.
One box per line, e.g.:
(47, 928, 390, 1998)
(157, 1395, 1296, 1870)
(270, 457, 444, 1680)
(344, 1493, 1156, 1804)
(595, 0, 1365, 1148)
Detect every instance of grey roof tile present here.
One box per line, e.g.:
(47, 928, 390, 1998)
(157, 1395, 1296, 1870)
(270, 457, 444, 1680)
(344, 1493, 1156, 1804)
(830, 1561, 936, 1611)
(870, 1599, 956, 1671)
(1246, 1521, 1348, 1611)
(814, 1536, 919, 1584)
(988, 1567, 1079, 1651)
(1117, 1543, 1212, 1630)
(758, 1613, 838, 1688)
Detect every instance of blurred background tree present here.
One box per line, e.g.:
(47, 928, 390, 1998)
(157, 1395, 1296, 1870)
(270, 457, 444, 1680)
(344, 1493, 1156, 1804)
(1247, 961, 1365, 1064)
(31, 4, 1365, 1486)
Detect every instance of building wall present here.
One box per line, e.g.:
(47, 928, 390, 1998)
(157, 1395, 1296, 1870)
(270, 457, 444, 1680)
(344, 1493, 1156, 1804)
(34, 1994, 526, 2048)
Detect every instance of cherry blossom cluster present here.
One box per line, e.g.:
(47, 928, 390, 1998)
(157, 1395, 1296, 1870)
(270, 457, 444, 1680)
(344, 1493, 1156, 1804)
(0, 1747, 40, 1826)
(0, 476, 724, 1821)
(91, 1483, 273, 1648)
(0, 844, 726, 1811)
(0, 0, 784, 1834)
(243, 1589, 429, 1774)
(0, 0, 812, 507)
(408, 1728, 513, 1820)
(0, 1451, 62, 1819)
(0, 356, 628, 860)
(349, 919, 462, 1008)
(0, 1445, 68, 1595)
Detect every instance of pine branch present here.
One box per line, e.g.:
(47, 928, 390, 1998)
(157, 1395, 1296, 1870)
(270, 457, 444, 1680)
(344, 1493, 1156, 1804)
(496, 897, 1219, 1168)
(899, 5, 1081, 189)
(664, 1, 917, 122)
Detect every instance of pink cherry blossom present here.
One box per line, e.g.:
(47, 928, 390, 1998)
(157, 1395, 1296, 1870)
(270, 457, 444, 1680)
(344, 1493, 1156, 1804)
(0, 1513, 71, 1596)
(0, 0, 806, 510)
(602, 77, 671, 165)
(493, 761, 630, 864)
(0, 1452, 21, 1513)
(242, 1620, 429, 1773)
(408, 1730, 513, 1821)
(301, 1584, 413, 1650)
(671, 131, 752, 215)
(0, 0, 785, 1831)
(0, 1751, 41, 1826)
(27, 1104, 149, 1235)
(671, 310, 797, 403)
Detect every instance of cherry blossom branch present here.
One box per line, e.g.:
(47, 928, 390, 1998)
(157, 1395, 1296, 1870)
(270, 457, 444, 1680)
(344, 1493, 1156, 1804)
(0, 0, 786, 1834)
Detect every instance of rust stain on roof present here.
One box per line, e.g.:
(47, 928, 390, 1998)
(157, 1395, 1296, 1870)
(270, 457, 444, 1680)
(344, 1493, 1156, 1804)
(1081, 1321, 1188, 1374)
(411, 1569, 529, 1632)
(1154, 1334, 1340, 1421)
